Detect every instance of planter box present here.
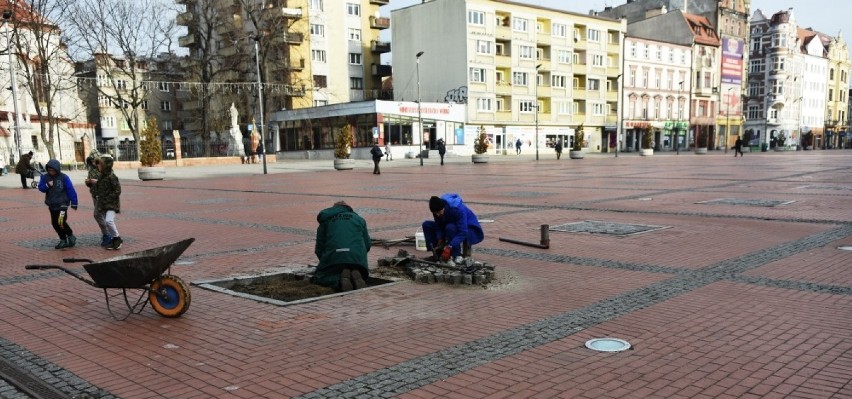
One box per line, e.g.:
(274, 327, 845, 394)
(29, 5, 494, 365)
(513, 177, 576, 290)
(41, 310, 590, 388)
(333, 158, 355, 170)
(471, 154, 489, 164)
(568, 150, 585, 159)
(640, 149, 654, 156)
(138, 166, 165, 181)
(694, 148, 708, 155)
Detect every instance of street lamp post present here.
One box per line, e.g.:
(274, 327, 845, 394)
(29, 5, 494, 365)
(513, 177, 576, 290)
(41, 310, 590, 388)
(416, 51, 424, 166)
(534, 64, 541, 161)
(677, 81, 683, 155)
(253, 35, 267, 174)
(3, 10, 21, 160)
(615, 73, 622, 158)
(725, 87, 734, 154)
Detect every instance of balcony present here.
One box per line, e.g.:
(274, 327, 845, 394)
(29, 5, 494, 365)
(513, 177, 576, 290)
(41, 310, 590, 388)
(371, 40, 391, 53)
(263, 6, 302, 19)
(272, 32, 304, 45)
(372, 63, 392, 76)
(176, 11, 193, 26)
(370, 16, 390, 29)
(370, 0, 389, 4)
(284, 85, 306, 97)
(178, 34, 195, 47)
(272, 58, 305, 72)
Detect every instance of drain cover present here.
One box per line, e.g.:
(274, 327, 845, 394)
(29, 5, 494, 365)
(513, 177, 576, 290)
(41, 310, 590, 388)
(585, 338, 631, 352)
(550, 221, 669, 236)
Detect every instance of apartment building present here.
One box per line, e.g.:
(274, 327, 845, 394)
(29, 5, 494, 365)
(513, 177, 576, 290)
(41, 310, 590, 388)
(391, 0, 625, 154)
(818, 31, 851, 149)
(621, 33, 692, 152)
(797, 28, 829, 149)
(600, 0, 750, 150)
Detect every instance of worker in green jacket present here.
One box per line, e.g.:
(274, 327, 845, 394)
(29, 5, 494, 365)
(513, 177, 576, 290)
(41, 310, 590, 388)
(312, 201, 371, 291)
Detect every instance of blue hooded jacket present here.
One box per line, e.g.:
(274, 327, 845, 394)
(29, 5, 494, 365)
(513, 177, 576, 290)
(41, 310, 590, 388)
(38, 159, 78, 211)
(433, 193, 484, 249)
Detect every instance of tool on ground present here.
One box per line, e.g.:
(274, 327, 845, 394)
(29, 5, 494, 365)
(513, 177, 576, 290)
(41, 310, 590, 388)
(499, 224, 550, 249)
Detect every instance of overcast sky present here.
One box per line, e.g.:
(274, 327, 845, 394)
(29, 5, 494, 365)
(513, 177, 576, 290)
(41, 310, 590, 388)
(387, 0, 847, 40)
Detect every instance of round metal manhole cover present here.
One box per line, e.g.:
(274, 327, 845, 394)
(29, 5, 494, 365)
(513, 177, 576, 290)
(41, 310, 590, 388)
(838, 246, 852, 251)
(585, 338, 631, 352)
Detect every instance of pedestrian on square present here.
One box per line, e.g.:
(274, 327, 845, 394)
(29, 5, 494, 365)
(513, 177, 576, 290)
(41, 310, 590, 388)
(38, 159, 78, 249)
(370, 142, 383, 174)
(437, 138, 446, 165)
(515, 138, 522, 156)
(84, 150, 111, 247)
(422, 193, 484, 265)
(312, 201, 371, 292)
(734, 136, 744, 157)
(555, 139, 563, 160)
(15, 151, 34, 189)
(385, 142, 392, 161)
(92, 156, 123, 250)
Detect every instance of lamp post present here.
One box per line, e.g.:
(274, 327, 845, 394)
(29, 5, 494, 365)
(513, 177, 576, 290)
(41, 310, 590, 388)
(677, 81, 683, 155)
(3, 10, 21, 160)
(534, 64, 541, 161)
(615, 73, 622, 158)
(253, 35, 267, 174)
(725, 87, 734, 154)
(416, 51, 424, 166)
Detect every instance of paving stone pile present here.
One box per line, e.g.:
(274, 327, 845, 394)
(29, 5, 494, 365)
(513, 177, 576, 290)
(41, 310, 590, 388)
(377, 249, 496, 286)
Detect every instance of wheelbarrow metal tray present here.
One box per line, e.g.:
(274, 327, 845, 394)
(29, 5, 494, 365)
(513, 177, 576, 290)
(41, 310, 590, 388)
(83, 238, 195, 288)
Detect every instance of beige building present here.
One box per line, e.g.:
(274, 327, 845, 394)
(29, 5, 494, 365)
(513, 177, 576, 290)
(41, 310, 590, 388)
(819, 31, 850, 149)
(392, 0, 625, 155)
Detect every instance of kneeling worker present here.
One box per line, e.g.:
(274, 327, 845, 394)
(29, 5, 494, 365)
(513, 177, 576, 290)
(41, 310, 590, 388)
(312, 201, 371, 291)
(423, 193, 484, 264)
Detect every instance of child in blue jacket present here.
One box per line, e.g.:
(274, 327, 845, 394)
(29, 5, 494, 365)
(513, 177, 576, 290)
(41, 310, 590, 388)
(38, 159, 79, 249)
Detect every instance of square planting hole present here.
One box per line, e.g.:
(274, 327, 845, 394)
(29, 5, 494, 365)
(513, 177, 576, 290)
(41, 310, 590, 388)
(549, 220, 669, 237)
(194, 270, 399, 306)
(696, 198, 795, 207)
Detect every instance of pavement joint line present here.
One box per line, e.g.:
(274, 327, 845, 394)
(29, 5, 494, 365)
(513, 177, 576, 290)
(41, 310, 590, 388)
(295, 224, 852, 398)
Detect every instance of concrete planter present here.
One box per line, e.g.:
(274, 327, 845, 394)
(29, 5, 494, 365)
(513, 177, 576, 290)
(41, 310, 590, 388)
(694, 148, 708, 155)
(471, 154, 489, 164)
(640, 149, 654, 156)
(333, 158, 354, 170)
(568, 150, 585, 159)
(137, 166, 165, 181)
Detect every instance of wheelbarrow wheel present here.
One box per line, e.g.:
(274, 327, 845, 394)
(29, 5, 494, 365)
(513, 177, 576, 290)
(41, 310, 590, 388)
(30, 180, 37, 188)
(149, 275, 191, 318)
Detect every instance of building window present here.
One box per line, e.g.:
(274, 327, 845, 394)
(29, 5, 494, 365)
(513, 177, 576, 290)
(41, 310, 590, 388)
(591, 54, 604, 66)
(141, 100, 148, 110)
(656, 46, 662, 60)
(101, 116, 116, 128)
(519, 100, 535, 112)
(476, 98, 492, 111)
(350, 78, 363, 89)
(469, 67, 486, 83)
(346, 3, 360, 16)
(349, 53, 362, 65)
(115, 80, 127, 90)
(468, 10, 485, 25)
(518, 45, 534, 59)
(588, 78, 601, 91)
(512, 72, 528, 86)
(160, 101, 171, 111)
(592, 103, 605, 116)
(348, 28, 361, 41)
(314, 100, 328, 107)
(97, 95, 111, 107)
(587, 29, 601, 42)
(312, 50, 326, 62)
(310, 0, 323, 11)
(314, 75, 327, 88)
(557, 101, 571, 115)
(310, 24, 325, 37)
(476, 40, 492, 54)
(772, 57, 785, 72)
(162, 120, 172, 131)
(551, 75, 567, 88)
(557, 50, 571, 64)
(512, 17, 528, 32)
(750, 59, 764, 73)
(158, 81, 170, 92)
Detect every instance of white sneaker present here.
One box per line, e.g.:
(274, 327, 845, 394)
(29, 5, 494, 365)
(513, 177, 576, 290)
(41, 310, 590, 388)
(454, 256, 465, 264)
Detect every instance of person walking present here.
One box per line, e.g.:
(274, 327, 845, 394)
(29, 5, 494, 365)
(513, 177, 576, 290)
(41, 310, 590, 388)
(92, 155, 123, 250)
(437, 138, 446, 165)
(84, 151, 112, 247)
(38, 159, 79, 249)
(384, 142, 392, 161)
(370, 142, 383, 174)
(15, 151, 34, 189)
(312, 201, 371, 292)
(734, 136, 744, 157)
(515, 138, 522, 156)
(555, 139, 563, 160)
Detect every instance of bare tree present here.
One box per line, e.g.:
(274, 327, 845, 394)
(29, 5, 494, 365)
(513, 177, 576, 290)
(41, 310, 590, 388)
(66, 0, 178, 157)
(6, 0, 83, 161)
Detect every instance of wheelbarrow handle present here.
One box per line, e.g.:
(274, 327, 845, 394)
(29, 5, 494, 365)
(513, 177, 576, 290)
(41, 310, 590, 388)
(63, 258, 94, 264)
(25, 264, 99, 287)
(26, 265, 60, 270)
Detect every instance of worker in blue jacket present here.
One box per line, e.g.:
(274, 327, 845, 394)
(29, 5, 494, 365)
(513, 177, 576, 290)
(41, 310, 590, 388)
(422, 193, 484, 263)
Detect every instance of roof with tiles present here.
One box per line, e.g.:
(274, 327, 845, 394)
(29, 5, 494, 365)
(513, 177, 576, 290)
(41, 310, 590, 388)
(683, 13, 720, 46)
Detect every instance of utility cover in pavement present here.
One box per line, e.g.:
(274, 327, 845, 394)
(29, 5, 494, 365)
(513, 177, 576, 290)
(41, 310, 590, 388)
(502, 191, 552, 198)
(696, 198, 795, 207)
(585, 338, 631, 352)
(550, 220, 669, 236)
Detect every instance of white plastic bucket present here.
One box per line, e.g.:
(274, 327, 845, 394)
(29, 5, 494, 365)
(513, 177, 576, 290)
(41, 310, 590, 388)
(414, 230, 427, 251)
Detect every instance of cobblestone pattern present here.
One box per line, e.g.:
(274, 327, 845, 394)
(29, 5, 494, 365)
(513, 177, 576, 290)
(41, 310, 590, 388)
(0, 338, 115, 399)
(295, 224, 852, 398)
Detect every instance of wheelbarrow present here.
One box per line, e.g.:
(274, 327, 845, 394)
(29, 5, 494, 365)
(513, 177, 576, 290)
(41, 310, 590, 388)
(26, 238, 195, 320)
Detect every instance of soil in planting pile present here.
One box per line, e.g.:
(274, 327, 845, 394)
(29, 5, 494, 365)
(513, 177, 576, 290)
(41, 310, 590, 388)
(229, 279, 336, 302)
